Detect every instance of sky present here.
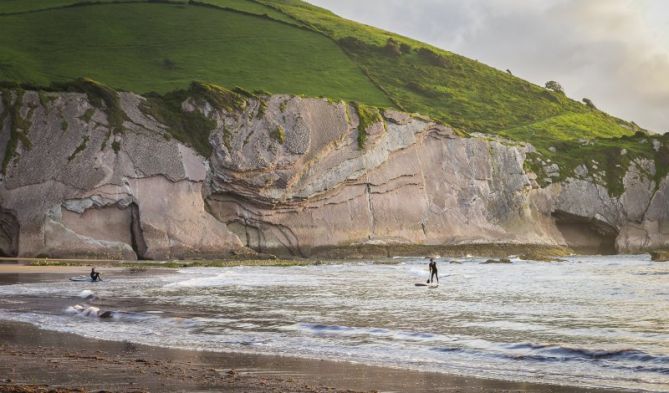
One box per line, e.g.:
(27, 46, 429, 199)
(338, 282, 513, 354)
(307, 0, 669, 133)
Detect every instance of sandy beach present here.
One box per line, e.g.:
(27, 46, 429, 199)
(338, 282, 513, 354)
(0, 320, 623, 393)
(0, 263, 634, 393)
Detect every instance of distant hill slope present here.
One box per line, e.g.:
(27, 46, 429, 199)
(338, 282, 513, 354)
(0, 0, 665, 196)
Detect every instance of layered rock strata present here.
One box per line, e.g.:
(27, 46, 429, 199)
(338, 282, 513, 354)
(0, 89, 666, 259)
(0, 90, 243, 259)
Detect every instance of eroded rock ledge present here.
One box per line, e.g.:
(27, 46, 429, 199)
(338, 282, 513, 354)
(0, 87, 666, 259)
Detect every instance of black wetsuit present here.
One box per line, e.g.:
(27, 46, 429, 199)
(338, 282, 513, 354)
(429, 261, 438, 283)
(90, 270, 101, 282)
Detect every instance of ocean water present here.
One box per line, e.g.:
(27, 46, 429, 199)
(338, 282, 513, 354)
(0, 255, 667, 391)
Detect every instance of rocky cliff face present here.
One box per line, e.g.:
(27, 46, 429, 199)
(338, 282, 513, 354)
(0, 89, 243, 260)
(0, 88, 666, 259)
(553, 160, 669, 254)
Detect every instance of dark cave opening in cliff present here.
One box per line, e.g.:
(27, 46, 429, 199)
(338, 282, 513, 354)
(553, 211, 618, 255)
(130, 203, 149, 260)
(0, 208, 19, 257)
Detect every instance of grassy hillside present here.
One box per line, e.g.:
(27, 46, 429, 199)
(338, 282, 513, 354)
(0, 0, 665, 196)
(253, 0, 642, 134)
(0, 2, 389, 104)
(0, 0, 641, 135)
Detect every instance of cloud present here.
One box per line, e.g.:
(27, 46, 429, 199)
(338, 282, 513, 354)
(308, 0, 669, 132)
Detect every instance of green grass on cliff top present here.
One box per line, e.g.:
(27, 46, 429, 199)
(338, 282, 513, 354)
(0, 0, 664, 196)
(0, 2, 390, 105)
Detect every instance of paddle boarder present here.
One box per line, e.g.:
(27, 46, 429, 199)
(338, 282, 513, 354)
(428, 258, 438, 284)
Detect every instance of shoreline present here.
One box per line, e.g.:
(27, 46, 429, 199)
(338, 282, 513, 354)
(0, 320, 629, 393)
(0, 243, 576, 263)
(0, 264, 635, 393)
(0, 247, 656, 271)
(0, 256, 322, 269)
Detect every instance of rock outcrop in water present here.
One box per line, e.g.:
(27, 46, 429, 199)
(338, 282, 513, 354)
(0, 87, 667, 259)
(651, 251, 669, 261)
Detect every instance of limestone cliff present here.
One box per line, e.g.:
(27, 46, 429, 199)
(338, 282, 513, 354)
(0, 89, 244, 260)
(0, 87, 666, 259)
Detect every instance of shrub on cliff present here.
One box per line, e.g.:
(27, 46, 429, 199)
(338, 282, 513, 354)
(545, 81, 565, 94)
(383, 38, 402, 58)
(352, 102, 383, 149)
(582, 98, 597, 109)
(417, 47, 450, 68)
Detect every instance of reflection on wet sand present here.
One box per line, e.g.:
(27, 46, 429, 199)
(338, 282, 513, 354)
(0, 320, 621, 393)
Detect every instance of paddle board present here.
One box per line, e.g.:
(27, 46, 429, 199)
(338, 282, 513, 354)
(415, 283, 439, 288)
(69, 276, 103, 282)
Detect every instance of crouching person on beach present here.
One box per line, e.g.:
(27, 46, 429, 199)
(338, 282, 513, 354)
(90, 268, 102, 282)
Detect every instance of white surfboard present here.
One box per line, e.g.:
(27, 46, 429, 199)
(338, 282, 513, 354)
(69, 276, 103, 282)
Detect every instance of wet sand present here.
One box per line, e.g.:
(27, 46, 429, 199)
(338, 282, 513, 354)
(0, 265, 169, 286)
(0, 265, 629, 393)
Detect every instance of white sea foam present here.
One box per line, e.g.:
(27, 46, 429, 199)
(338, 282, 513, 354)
(78, 289, 95, 299)
(0, 255, 667, 391)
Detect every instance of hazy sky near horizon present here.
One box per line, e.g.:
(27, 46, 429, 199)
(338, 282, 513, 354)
(307, 0, 669, 133)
